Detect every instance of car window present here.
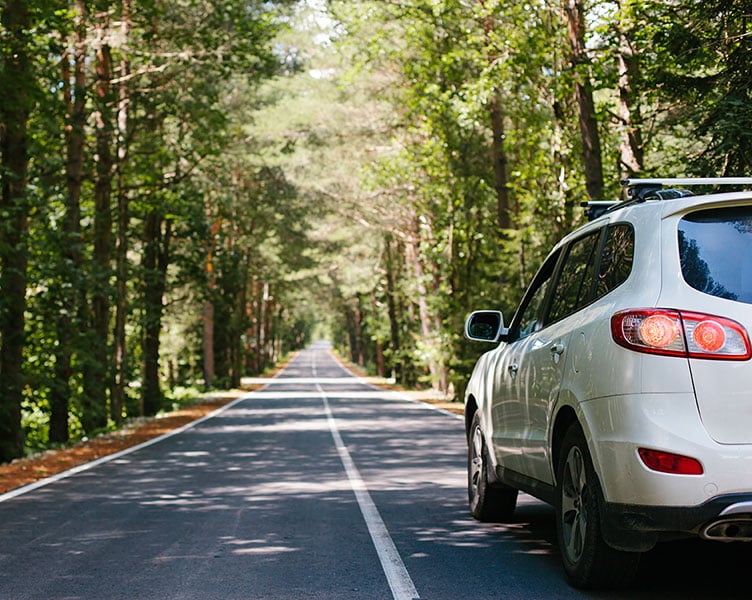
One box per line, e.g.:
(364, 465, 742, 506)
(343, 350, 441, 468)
(547, 231, 602, 324)
(595, 224, 634, 299)
(678, 206, 752, 304)
(512, 250, 560, 340)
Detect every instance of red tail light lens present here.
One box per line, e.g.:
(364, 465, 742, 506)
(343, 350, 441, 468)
(611, 309, 751, 360)
(692, 320, 725, 352)
(612, 309, 686, 357)
(681, 311, 750, 358)
(638, 314, 680, 349)
(638, 448, 704, 475)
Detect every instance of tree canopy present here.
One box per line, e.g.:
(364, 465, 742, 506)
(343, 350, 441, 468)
(2, 0, 751, 461)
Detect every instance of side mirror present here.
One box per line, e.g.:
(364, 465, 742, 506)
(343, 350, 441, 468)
(464, 310, 507, 343)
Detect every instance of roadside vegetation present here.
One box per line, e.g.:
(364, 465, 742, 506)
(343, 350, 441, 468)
(1, 0, 750, 462)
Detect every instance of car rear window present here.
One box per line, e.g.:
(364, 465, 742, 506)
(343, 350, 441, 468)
(678, 206, 752, 304)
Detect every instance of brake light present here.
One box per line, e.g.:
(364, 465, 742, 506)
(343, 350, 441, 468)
(639, 314, 680, 349)
(692, 320, 725, 352)
(611, 309, 751, 360)
(638, 448, 704, 475)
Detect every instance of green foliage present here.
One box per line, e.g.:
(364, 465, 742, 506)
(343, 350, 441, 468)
(317, 0, 752, 398)
(3, 0, 752, 462)
(0, 0, 309, 459)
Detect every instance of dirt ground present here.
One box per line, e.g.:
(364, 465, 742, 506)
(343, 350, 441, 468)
(0, 360, 463, 497)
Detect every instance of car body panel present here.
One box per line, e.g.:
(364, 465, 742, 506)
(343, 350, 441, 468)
(494, 317, 574, 484)
(581, 392, 752, 506)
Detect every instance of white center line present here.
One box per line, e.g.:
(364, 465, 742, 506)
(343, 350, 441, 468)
(313, 352, 419, 600)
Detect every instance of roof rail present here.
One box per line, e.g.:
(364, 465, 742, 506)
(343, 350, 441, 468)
(583, 177, 752, 222)
(622, 177, 752, 202)
(622, 177, 752, 187)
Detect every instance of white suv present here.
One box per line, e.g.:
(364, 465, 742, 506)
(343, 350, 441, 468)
(463, 178, 752, 589)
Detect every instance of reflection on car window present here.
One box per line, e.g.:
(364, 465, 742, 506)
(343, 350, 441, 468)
(512, 224, 634, 339)
(514, 251, 560, 340)
(518, 278, 551, 338)
(679, 206, 752, 304)
(548, 231, 601, 323)
(595, 224, 634, 299)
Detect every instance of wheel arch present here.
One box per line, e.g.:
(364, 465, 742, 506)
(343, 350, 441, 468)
(551, 405, 579, 483)
(465, 394, 478, 440)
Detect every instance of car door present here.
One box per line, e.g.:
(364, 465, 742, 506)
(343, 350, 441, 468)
(490, 249, 560, 475)
(512, 229, 604, 484)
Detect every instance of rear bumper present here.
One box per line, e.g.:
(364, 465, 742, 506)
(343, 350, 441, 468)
(579, 392, 752, 507)
(600, 493, 752, 552)
(579, 393, 752, 551)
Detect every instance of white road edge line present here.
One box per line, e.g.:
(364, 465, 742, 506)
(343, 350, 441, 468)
(0, 353, 307, 504)
(318, 385, 420, 600)
(0, 394, 252, 504)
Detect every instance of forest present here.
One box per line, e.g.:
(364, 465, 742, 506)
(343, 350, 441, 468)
(0, 0, 750, 463)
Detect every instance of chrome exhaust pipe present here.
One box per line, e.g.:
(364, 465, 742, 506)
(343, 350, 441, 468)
(701, 518, 752, 542)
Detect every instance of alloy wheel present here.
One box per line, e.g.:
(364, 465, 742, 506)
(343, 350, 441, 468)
(560, 445, 587, 564)
(469, 425, 484, 506)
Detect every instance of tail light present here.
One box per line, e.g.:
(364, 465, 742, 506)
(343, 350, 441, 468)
(611, 309, 751, 360)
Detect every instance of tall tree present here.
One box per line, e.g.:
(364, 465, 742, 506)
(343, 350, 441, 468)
(81, 2, 116, 432)
(111, 0, 132, 424)
(141, 202, 170, 415)
(478, 2, 512, 232)
(50, 0, 89, 443)
(0, 0, 35, 461)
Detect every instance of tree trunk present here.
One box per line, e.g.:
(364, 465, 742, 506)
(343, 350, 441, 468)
(232, 250, 250, 387)
(489, 90, 512, 231)
(405, 217, 441, 391)
(112, 0, 132, 425)
(81, 8, 115, 432)
(564, 0, 604, 200)
(256, 281, 270, 372)
(0, 0, 31, 462)
(345, 302, 363, 367)
(202, 299, 215, 388)
(263, 292, 276, 371)
(479, 7, 513, 232)
(51, 3, 88, 442)
(383, 234, 402, 381)
(354, 300, 364, 367)
(616, 9, 643, 178)
(370, 289, 385, 377)
(141, 210, 170, 416)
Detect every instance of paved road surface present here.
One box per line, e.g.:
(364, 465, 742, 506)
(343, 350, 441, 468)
(1, 343, 751, 599)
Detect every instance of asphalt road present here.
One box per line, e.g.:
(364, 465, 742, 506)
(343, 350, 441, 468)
(1, 342, 751, 599)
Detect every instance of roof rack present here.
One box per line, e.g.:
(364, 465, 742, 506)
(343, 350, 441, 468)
(622, 177, 752, 187)
(622, 177, 752, 202)
(581, 200, 619, 221)
(582, 177, 752, 221)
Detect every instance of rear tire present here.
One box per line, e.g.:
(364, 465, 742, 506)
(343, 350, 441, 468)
(468, 412, 518, 522)
(555, 422, 640, 588)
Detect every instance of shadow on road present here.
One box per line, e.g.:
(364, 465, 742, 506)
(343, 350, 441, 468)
(481, 498, 752, 599)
